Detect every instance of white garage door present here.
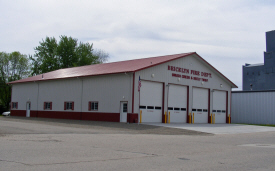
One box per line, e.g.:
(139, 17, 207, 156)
(213, 91, 227, 123)
(168, 84, 187, 123)
(192, 87, 209, 123)
(140, 81, 163, 123)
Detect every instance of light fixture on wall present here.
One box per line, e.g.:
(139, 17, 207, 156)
(151, 74, 155, 78)
(220, 84, 223, 88)
(201, 82, 204, 85)
(123, 96, 125, 99)
(177, 78, 180, 82)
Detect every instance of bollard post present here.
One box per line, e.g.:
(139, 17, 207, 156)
(165, 111, 167, 124)
(213, 114, 215, 124)
(192, 113, 194, 124)
(140, 110, 142, 123)
(229, 114, 231, 124)
(168, 112, 170, 124)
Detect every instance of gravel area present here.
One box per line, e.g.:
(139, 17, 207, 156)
(0, 116, 212, 136)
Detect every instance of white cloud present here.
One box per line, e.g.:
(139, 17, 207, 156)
(1, 0, 275, 89)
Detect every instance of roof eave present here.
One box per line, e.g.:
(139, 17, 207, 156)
(7, 71, 135, 85)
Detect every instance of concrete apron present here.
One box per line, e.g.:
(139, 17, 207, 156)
(142, 123, 275, 135)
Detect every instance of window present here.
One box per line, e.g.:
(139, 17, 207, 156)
(212, 110, 217, 112)
(147, 106, 154, 109)
(155, 106, 161, 110)
(139, 106, 146, 109)
(123, 103, 127, 112)
(174, 107, 180, 111)
(12, 102, 18, 109)
(192, 108, 196, 111)
(181, 108, 186, 111)
(168, 107, 173, 110)
(44, 102, 52, 110)
(89, 101, 98, 111)
(203, 109, 208, 112)
(64, 102, 74, 110)
(222, 110, 226, 113)
(197, 109, 202, 112)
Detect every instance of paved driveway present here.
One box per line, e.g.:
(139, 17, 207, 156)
(1, 117, 275, 171)
(143, 123, 275, 134)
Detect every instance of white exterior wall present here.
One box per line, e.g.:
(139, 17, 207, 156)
(134, 54, 232, 116)
(82, 73, 133, 113)
(12, 73, 132, 113)
(38, 78, 82, 111)
(232, 91, 275, 125)
(12, 82, 38, 111)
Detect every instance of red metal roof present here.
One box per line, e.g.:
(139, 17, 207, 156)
(8, 52, 237, 88)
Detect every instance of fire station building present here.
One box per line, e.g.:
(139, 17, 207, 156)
(9, 52, 237, 123)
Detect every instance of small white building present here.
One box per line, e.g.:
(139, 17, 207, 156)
(9, 52, 237, 123)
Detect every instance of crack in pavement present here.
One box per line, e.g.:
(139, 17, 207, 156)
(0, 159, 31, 166)
(115, 149, 159, 157)
(0, 154, 160, 166)
(8, 139, 62, 142)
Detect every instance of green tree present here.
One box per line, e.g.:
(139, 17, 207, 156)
(58, 36, 78, 68)
(30, 35, 109, 75)
(30, 37, 59, 75)
(0, 51, 30, 110)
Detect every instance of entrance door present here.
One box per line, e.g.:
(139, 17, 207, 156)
(192, 88, 209, 123)
(26, 102, 31, 117)
(120, 102, 127, 122)
(168, 84, 187, 123)
(213, 91, 226, 123)
(140, 81, 163, 123)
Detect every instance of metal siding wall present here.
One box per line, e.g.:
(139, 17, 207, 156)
(38, 79, 82, 111)
(82, 73, 132, 113)
(12, 73, 132, 114)
(134, 54, 232, 114)
(12, 83, 38, 110)
(232, 92, 275, 125)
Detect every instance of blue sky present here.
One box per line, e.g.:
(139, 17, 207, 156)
(1, 0, 275, 89)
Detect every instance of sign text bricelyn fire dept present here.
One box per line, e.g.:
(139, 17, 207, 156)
(168, 65, 212, 82)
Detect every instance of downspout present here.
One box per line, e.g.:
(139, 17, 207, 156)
(37, 82, 39, 117)
(80, 78, 83, 120)
(132, 72, 135, 114)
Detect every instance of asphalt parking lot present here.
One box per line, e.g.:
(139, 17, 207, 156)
(1, 116, 275, 171)
(144, 123, 275, 134)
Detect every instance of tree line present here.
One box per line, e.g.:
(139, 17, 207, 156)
(0, 35, 109, 112)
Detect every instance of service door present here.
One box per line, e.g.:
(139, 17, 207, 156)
(168, 84, 187, 123)
(140, 81, 163, 123)
(213, 91, 226, 123)
(120, 102, 127, 123)
(192, 88, 208, 123)
(26, 102, 31, 117)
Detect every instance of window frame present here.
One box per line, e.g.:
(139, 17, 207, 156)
(64, 101, 74, 111)
(88, 101, 98, 111)
(44, 102, 52, 110)
(12, 102, 18, 109)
